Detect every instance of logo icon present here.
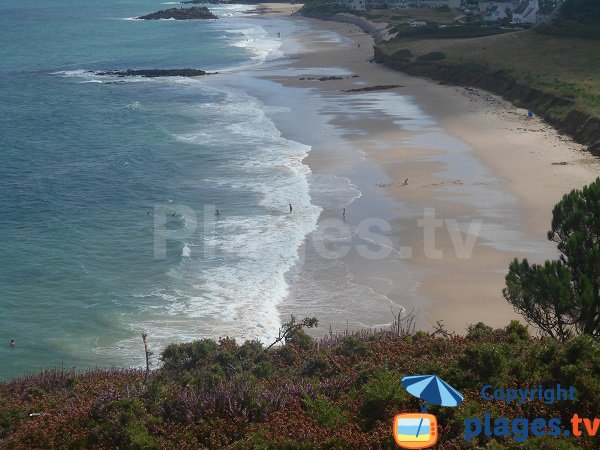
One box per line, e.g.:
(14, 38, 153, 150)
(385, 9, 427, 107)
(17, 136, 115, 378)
(394, 375, 464, 449)
(393, 413, 438, 449)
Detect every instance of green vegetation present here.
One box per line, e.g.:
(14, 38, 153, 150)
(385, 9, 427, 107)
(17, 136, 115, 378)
(416, 51, 446, 62)
(389, 23, 510, 39)
(536, 0, 600, 40)
(298, 0, 344, 19)
(560, 0, 600, 24)
(378, 29, 600, 118)
(1, 317, 599, 448)
(504, 178, 600, 342)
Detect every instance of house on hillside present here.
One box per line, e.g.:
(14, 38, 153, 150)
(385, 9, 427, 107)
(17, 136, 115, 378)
(385, 0, 410, 8)
(512, 0, 539, 23)
(385, 0, 460, 9)
(366, 0, 387, 8)
(478, 0, 515, 22)
(340, 0, 366, 10)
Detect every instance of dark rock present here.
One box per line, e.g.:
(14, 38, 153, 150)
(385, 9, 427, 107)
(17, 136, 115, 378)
(318, 76, 344, 81)
(184, 0, 289, 3)
(137, 7, 217, 20)
(96, 69, 207, 77)
(344, 85, 402, 92)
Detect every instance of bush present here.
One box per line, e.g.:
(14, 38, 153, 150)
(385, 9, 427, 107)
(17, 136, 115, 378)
(285, 329, 315, 351)
(90, 398, 161, 449)
(161, 339, 218, 374)
(466, 322, 495, 341)
(301, 354, 330, 377)
(304, 395, 347, 428)
(359, 369, 406, 423)
(459, 343, 510, 383)
(334, 335, 371, 359)
(504, 320, 530, 342)
(416, 51, 446, 62)
(390, 48, 412, 61)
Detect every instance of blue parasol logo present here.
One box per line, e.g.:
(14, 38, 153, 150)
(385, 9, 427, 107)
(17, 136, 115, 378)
(402, 374, 464, 410)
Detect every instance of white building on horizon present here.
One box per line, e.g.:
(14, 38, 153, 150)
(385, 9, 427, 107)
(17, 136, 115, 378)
(512, 0, 539, 23)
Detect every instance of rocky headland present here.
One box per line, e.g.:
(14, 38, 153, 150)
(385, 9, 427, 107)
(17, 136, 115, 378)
(137, 7, 217, 20)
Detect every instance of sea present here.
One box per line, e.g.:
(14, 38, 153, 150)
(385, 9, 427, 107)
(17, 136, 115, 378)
(0, 0, 326, 379)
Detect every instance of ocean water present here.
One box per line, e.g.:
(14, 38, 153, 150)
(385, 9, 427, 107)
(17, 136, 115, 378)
(0, 0, 321, 379)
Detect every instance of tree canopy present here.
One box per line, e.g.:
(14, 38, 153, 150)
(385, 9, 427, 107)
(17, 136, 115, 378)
(503, 178, 600, 341)
(560, 0, 600, 24)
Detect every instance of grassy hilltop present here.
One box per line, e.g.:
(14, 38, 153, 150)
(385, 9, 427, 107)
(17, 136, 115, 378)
(1, 319, 599, 449)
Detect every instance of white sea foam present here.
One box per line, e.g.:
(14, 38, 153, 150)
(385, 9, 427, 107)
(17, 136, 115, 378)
(125, 101, 142, 110)
(111, 86, 321, 356)
(224, 25, 283, 65)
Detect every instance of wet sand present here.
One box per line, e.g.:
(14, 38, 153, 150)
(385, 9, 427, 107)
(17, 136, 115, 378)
(238, 14, 600, 334)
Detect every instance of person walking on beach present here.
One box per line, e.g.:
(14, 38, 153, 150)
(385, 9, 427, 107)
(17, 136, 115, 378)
(289, 203, 293, 213)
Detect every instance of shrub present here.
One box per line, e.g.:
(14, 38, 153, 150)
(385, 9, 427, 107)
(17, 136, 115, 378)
(504, 320, 530, 342)
(285, 329, 315, 351)
(334, 335, 371, 359)
(416, 51, 446, 62)
(301, 354, 330, 377)
(466, 322, 495, 341)
(303, 395, 347, 428)
(459, 343, 509, 383)
(161, 339, 218, 374)
(359, 369, 406, 423)
(90, 398, 161, 449)
(390, 48, 412, 61)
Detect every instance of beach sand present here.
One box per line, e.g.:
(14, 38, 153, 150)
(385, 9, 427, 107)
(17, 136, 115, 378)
(243, 12, 600, 334)
(254, 3, 304, 16)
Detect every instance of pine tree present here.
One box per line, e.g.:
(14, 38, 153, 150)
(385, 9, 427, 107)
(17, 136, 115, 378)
(503, 178, 600, 341)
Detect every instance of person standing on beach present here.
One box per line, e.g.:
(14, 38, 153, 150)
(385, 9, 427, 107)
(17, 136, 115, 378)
(289, 203, 293, 213)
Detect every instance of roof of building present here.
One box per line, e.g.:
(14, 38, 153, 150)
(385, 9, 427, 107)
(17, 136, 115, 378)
(513, 0, 529, 15)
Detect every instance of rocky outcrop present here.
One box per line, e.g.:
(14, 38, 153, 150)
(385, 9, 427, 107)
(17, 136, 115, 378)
(96, 69, 208, 77)
(137, 7, 217, 20)
(373, 47, 600, 155)
(344, 84, 402, 92)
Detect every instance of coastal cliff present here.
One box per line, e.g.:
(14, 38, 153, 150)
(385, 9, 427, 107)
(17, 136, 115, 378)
(373, 48, 600, 156)
(299, 5, 600, 156)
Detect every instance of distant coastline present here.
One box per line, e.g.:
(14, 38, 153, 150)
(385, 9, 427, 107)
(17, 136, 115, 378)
(298, 6, 600, 156)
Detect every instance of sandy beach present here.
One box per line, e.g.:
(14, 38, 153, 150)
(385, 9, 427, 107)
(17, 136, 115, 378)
(231, 10, 600, 335)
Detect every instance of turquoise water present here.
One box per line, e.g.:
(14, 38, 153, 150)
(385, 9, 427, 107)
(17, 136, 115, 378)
(0, 0, 320, 379)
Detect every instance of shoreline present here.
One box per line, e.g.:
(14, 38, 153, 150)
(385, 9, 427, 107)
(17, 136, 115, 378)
(237, 13, 600, 334)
